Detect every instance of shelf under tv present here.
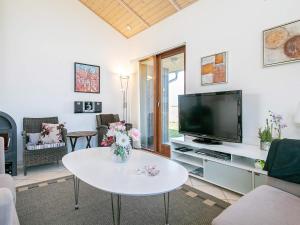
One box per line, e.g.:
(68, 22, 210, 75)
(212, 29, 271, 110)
(170, 136, 269, 195)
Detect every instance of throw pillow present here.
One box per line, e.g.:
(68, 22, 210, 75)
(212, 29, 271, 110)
(27, 133, 41, 145)
(40, 123, 64, 144)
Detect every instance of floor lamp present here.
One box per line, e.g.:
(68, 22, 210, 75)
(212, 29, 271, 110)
(120, 75, 129, 121)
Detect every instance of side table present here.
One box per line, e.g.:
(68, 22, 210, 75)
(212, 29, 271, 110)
(67, 131, 97, 152)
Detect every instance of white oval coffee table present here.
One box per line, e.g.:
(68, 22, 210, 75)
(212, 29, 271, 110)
(62, 148, 188, 225)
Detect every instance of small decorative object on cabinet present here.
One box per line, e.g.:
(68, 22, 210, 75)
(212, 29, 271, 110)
(201, 52, 227, 85)
(101, 122, 140, 162)
(254, 159, 265, 170)
(263, 20, 300, 67)
(74, 62, 100, 93)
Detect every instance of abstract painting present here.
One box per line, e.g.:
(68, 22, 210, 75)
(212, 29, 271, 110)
(74, 62, 100, 93)
(263, 20, 300, 67)
(201, 52, 227, 85)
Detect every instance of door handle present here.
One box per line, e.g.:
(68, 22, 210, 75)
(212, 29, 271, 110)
(157, 101, 160, 108)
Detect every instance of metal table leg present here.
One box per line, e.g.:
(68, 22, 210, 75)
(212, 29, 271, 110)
(164, 192, 170, 225)
(111, 193, 121, 225)
(86, 136, 92, 148)
(73, 175, 80, 210)
(69, 137, 78, 152)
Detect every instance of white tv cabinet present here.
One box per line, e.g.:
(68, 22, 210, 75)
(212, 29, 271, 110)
(170, 136, 269, 195)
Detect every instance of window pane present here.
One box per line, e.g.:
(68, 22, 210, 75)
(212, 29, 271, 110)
(161, 53, 185, 143)
(139, 58, 154, 150)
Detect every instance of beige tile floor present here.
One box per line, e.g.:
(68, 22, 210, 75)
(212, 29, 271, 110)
(14, 163, 241, 204)
(185, 177, 241, 204)
(14, 162, 72, 187)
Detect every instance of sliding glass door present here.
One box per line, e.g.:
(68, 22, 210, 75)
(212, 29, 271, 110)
(160, 51, 185, 144)
(139, 58, 155, 150)
(139, 46, 185, 153)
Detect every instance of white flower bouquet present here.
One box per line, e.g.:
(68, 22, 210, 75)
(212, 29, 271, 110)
(101, 122, 140, 162)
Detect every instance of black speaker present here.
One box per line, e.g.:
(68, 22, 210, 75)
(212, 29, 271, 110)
(74, 101, 102, 113)
(74, 101, 84, 113)
(94, 102, 102, 113)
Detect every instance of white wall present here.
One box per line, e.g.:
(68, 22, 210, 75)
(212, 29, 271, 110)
(1, 0, 300, 163)
(128, 0, 300, 145)
(0, 0, 131, 161)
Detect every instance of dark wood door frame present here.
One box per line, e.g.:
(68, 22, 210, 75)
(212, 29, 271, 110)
(155, 45, 186, 154)
(139, 45, 186, 155)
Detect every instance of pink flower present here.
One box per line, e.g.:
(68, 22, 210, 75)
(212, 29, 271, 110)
(101, 136, 115, 146)
(106, 128, 116, 137)
(109, 122, 126, 132)
(116, 124, 126, 131)
(129, 128, 140, 141)
(101, 140, 108, 147)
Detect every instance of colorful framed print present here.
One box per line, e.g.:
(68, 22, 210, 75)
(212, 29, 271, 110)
(201, 52, 227, 85)
(263, 20, 300, 67)
(74, 62, 100, 93)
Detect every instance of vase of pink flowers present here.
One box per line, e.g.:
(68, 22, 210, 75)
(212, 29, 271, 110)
(101, 122, 140, 162)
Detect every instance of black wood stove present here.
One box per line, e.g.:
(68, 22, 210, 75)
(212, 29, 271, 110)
(0, 111, 17, 175)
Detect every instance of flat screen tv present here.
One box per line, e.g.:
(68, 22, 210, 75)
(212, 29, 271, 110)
(178, 90, 242, 144)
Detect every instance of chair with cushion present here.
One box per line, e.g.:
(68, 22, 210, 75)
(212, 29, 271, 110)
(22, 117, 68, 175)
(96, 114, 132, 147)
(0, 137, 20, 225)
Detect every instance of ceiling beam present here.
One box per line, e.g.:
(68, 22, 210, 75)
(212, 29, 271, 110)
(116, 0, 150, 27)
(167, 0, 180, 11)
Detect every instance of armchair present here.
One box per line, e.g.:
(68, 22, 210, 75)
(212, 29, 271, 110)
(22, 117, 68, 175)
(96, 114, 132, 147)
(0, 137, 19, 225)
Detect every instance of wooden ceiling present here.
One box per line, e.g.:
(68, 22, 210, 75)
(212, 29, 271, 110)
(80, 0, 198, 38)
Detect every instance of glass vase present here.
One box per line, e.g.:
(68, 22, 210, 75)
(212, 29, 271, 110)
(111, 143, 131, 163)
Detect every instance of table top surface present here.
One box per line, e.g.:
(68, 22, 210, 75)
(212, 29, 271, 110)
(67, 131, 97, 137)
(62, 148, 188, 196)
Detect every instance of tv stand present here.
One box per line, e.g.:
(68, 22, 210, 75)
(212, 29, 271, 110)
(171, 136, 269, 195)
(192, 137, 222, 145)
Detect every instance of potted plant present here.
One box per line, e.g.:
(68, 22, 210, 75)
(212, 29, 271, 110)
(258, 111, 288, 151)
(255, 159, 265, 170)
(258, 119, 273, 151)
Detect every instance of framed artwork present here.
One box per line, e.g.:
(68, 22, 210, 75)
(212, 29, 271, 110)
(74, 62, 100, 93)
(201, 52, 227, 85)
(263, 20, 300, 67)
